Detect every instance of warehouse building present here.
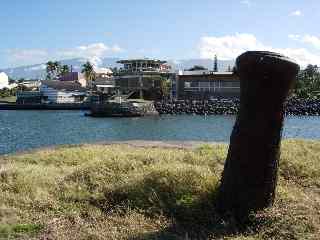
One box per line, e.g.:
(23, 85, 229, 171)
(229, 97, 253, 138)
(176, 71, 240, 100)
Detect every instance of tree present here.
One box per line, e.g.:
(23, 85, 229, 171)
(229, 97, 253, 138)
(160, 77, 171, 99)
(295, 64, 320, 98)
(213, 55, 218, 72)
(46, 61, 55, 80)
(8, 78, 16, 84)
(81, 61, 96, 88)
(46, 61, 61, 80)
(59, 65, 70, 77)
(53, 61, 61, 78)
(188, 65, 208, 71)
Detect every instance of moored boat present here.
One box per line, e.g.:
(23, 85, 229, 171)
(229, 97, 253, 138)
(87, 97, 158, 117)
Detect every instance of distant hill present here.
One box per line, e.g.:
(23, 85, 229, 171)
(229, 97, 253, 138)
(1, 58, 235, 80)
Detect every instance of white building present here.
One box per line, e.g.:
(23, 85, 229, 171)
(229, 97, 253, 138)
(19, 80, 41, 89)
(40, 80, 87, 103)
(0, 72, 17, 89)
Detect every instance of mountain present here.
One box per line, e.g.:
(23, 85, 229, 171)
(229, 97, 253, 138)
(1, 58, 235, 80)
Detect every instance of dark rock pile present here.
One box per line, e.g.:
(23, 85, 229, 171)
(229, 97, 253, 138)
(285, 97, 320, 116)
(155, 97, 320, 116)
(155, 98, 240, 115)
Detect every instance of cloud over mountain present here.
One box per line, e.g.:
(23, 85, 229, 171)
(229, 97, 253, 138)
(4, 43, 124, 68)
(199, 33, 320, 67)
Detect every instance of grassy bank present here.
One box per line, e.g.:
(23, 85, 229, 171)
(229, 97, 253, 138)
(0, 96, 16, 103)
(0, 140, 319, 239)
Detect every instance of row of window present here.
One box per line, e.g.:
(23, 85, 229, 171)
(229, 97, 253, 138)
(184, 80, 240, 89)
(184, 88, 239, 93)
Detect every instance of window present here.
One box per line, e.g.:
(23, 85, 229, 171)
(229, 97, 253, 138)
(191, 81, 199, 87)
(184, 82, 191, 88)
(220, 81, 240, 88)
(199, 82, 210, 88)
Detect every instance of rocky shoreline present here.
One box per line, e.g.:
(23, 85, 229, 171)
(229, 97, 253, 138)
(155, 97, 320, 116)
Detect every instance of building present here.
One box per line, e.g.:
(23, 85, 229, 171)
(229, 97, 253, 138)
(40, 80, 87, 103)
(95, 67, 113, 78)
(117, 59, 170, 73)
(0, 72, 17, 89)
(16, 91, 42, 104)
(59, 72, 87, 88)
(19, 80, 41, 89)
(94, 77, 115, 94)
(93, 68, 115, 93)
(115, 59, 173, 99)
(176, 71, 240, 100)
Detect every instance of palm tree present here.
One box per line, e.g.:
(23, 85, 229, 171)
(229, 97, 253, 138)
(46, 61, 61, 80)
(46, 61, 55, 80)
(160, 77, 171, 100)
(81, 61, 96, 88)
(59, 65, 70, 77)
(53, 61, 61, 78)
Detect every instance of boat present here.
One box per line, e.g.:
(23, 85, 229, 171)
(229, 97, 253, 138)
(86, 93, 159, 117)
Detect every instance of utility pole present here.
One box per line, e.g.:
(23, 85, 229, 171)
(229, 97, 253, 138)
(213, 55, 218, 72)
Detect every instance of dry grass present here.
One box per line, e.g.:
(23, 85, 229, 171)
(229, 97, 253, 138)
(0, 140, 319, 239)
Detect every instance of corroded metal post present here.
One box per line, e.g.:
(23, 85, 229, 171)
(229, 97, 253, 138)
(217, 51, 300, 217)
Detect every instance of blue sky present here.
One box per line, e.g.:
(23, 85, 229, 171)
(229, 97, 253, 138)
(1, 0, 320, 68)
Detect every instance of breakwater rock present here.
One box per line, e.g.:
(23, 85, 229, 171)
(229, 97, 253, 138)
(285, 97, 320, 116)
(155, 97, 320, 116)
(155, 99, 240, 115)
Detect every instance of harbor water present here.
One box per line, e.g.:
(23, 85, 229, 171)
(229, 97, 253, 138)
(1, 110, 320, 154)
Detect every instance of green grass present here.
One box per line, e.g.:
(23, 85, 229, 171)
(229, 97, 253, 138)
(0, 96, 16, 103)
(0, 140, 319, 239)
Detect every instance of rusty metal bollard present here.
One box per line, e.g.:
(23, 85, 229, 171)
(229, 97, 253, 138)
(217, 51, 300, 217)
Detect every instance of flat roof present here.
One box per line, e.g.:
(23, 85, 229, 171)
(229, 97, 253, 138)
(179, 72, 235, 76)
(117, 59, 166, 64)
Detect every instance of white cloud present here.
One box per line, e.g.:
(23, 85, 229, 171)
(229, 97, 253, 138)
(5, 43, 124, 68)
(288, 34, 301, 41)
(110, 44, 123, 53)
(240, 0, 251, 7)
(198, 33, 320, 67)
(301, 35, 320, 49)
(290, 10, 302, 16)
(6, 49, 49, 66)
(199, 33, 266, 60)
(289, 34, 320, 50)
(58, 43, 123, 67)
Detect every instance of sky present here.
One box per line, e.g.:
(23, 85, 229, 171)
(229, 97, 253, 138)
(1, 0, 320, 68)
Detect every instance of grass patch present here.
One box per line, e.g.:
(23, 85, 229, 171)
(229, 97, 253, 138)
(0, 223, 42, 239)
(0, 140, 319, 239)
(0, 96, 16, 103)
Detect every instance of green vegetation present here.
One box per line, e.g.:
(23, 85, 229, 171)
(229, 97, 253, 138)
(159, 76, 171, 99)
(0, 140, 319, 239)
(213, 54, 218, 72)
(0, 88, 17, 100)
(295, 64, 320, 98)
(187, 65, 208, 71)
(82, 61, 96, 84)
(46, 61, 70, 80)
(0, 95, 17, 102)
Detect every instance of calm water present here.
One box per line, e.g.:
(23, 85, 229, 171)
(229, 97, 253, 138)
(0, 110, 319, 155)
